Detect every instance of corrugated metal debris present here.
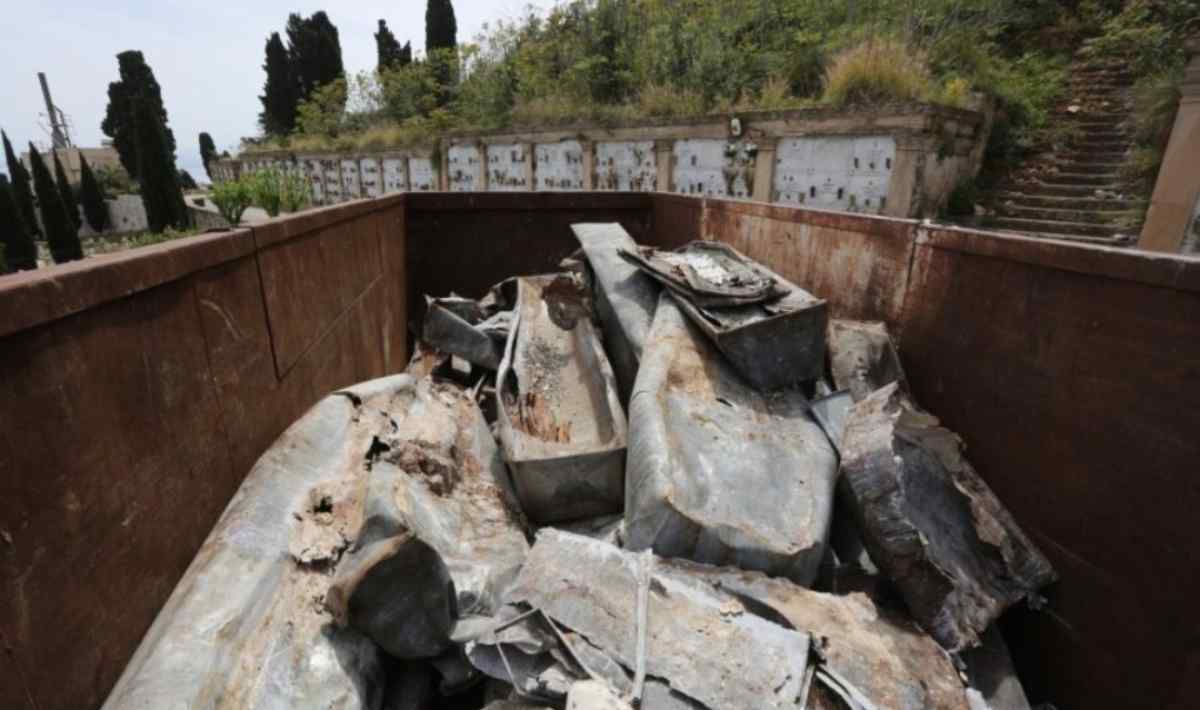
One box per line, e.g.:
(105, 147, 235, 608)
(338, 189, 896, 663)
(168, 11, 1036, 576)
(106, 223, 1056, 710)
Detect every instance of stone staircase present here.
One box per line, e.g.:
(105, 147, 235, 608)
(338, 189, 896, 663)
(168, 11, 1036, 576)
(982, 53, 1145, 245)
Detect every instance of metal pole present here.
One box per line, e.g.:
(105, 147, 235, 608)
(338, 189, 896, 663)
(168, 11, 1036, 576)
(38, 72, 70, 149)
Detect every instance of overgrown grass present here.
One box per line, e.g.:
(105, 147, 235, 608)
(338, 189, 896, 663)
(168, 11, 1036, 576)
(822, 38, 934, 108)
(1121, 71, 1183, 193)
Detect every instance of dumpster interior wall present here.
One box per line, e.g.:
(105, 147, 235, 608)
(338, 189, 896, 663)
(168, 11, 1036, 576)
(1, 191, 1198, 710)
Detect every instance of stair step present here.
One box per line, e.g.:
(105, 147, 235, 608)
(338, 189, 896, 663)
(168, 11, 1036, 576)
(1070, 139, 1132, 151)
(1076, 129, 1130, 140)
(993, 203, 1142, 225)
(1059, 162, 1126, 174)
(1058, 151, 1129, 164)
(1005, 181, 1119, 198)
(1046, 171, 1123, 186)
(992, 228, 1137, 246)
(990, 192, 1146, 210)
(989, 216, 1132, 237)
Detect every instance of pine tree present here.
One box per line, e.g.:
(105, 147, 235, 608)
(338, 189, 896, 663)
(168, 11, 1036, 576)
(102, 50, 177, 180)
(0, 176, 38, 271)
(132, 96, 189, 233)
(3, 130, 39, 236)
(425, 0, 458, 52)
(198, 132, 218, 179)
(259, 33, 298, 135)
(27, 145, 82, 263)
(78, 154, 108, 233)
(376, 20, 411, 72)
(287, 12, 345, 108)
(52, 151, 82, 230)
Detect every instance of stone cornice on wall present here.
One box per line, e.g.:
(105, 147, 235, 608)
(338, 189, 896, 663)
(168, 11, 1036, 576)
(226, 101, 985, 164)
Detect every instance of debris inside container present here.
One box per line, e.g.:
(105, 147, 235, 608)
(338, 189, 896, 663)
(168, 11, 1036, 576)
(108, 224, 1058, 710)
(624, 292, 838, 585)
(620, 241, 828, 389)
(496, 274, 628, 524)
(838, 383, 1058, 652)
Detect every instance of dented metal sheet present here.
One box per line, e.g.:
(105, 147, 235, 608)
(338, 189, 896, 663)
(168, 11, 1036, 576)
(773, 136, 895, 213)
(839, 384, 1057, 652)
(595, 141, 656, 191)
(662, 560, 971, 710)
(536, 141, 585, 191)
(571, 222, 660, 402)
(383, 157, 408, 193)
(488, 143, 530, 191)
(497, 276, 627, 523)
(961, 627, 1033, 710)
(624, 294, 838, 584)
(101, 376, 417, 710)
(423, 296, 504, 370)
(622, 242, 828, 389)
(361, 376, 530, 618)
(449, 144, 484, 191)
(509, 530, 812, 710)
(409, 156, 436, 191)
(828, 319, 910, 403)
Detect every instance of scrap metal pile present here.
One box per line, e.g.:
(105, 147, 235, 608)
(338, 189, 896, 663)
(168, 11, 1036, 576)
(297, 224, 1056, 709)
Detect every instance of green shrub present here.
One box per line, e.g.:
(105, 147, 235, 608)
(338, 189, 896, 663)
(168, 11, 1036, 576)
(250, 169, 285, 217)
(822, 38, 934, 108)
(210, 177, 253, 226)
(638, 84, 706, 119)
(280, 172, 310, 213)
(1121, 71, 1184, 192)
(944, 179, 979, 218)
(1081, 0, 1198, 76)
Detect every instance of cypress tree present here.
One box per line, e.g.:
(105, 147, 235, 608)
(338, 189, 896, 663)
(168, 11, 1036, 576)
(102, 50, 177, 180)
(376, 20, 411, 72)
(178, 169, 197, 190)
(52, 151, 82, 230)
(3, 130, 39, 236)
(0, 176, 38, 271)
(425, 0, 458, 53)
(259, 33, 298, 135)
(425, 0, 458, 106)
(287, 12, 345, 108)
(198, 132, 218, 179)
(78, 154, 109, 233)
(132, 96, 189, 233)
(27, 145, 82, 263)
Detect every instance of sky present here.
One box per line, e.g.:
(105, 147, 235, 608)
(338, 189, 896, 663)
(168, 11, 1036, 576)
(0, 0, 547, 182)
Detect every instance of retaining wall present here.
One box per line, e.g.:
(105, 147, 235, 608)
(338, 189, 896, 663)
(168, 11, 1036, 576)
(2, 192, 1198, 710)
(222, 103, 987, 219)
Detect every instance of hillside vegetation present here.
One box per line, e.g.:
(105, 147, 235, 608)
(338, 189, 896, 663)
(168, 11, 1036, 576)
(247, 0, 1194, 178)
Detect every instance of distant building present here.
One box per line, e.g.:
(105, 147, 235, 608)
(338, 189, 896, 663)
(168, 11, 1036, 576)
(21, 145, 122, 184)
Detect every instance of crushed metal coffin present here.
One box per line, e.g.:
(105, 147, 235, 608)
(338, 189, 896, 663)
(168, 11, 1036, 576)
(620, 241, 827, 389)
(839, 383, 1057, 652)
(497, 275, 628, 523)
(624, 293, 837, 585)
(507, 530, 813, 710)
(571, 222, 660, 403)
